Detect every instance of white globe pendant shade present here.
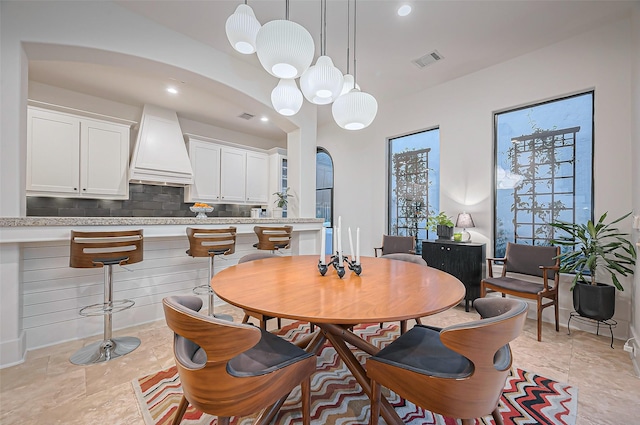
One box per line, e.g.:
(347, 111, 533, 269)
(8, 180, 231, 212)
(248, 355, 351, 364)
(300, 56, 344, 105)
(256, 20, 315, 79)
(340, 74, 360, 96)
(271, 79, 303, 116)
(225, 4, 261, 54)
(332, 89, 378, 130)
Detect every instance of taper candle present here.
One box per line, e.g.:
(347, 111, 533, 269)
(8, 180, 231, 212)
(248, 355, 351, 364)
(356, 227, 360, 265)
(348, 227, 354, 261)
(320, 226, 326, 265)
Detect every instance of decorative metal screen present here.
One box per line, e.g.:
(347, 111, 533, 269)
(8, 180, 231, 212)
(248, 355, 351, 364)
(391, 148, 430, 238)
(508, 127, 579, 245)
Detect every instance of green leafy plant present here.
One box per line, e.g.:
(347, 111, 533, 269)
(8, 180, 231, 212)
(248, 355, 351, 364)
(426, 211, 454, 232)
(549, 211, 636, 291)
(273, 187, 291, 208)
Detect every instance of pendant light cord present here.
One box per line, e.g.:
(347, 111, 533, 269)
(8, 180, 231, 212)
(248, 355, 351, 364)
(285, 0, 289, 20)
(353, 0, 358, 88)
(346, 0, 351, 76)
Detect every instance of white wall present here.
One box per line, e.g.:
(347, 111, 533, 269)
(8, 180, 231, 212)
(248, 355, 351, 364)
(630, 3, 640, 370)
(318, 17, 636, 336)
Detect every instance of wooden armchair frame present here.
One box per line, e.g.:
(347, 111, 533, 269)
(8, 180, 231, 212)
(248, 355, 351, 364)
(367, 298, 528, 425)
(163, 296, 316, 425)
(481, 242, 560, 341)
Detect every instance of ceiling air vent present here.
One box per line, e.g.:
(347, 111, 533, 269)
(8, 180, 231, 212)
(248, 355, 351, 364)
(412, 50, 444, 69)
(238, 112, 255, 120)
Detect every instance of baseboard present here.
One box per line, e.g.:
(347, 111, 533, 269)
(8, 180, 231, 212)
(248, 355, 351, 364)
(627, 327, 640, 378)
(0, 331, 26, 369)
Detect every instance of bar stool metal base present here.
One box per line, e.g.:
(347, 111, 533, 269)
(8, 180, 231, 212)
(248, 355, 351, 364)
(70, 336, 141, 365)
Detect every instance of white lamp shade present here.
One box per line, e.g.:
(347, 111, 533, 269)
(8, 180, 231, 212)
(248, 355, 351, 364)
(256, 20, 315, 79)
(225, 4, 261, 54)
(271, 79, 303, 116)
(340, 74, 360, 96)
(300, 56, 344, 105)
(332, 89, 378, 130)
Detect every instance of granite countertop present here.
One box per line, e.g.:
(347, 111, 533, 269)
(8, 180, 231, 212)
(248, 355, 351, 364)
(0, 216, 323, 227)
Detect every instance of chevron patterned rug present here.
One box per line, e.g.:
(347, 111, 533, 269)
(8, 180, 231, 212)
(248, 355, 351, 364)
(133, 322, 578, 425)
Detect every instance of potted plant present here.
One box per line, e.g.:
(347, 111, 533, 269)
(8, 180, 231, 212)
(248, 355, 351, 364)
(272, 187, 291, 218)
(550, 211, 636, 321)
(427, 211, 455, 240)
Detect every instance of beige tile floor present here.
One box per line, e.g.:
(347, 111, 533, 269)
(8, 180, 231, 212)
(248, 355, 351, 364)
(1, 303, 638, 425)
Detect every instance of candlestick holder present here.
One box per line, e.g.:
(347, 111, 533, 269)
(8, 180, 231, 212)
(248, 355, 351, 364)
(318, 253, 362, 278)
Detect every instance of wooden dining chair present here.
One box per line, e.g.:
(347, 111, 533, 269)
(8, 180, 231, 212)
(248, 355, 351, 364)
(238, 252, 282, 330)
(481, 242, 560, 341)
(379, 253, 428, 334)
(163, 295, 316, 425)
(374, 235, 415, 257)
(367, 297, 528, 425)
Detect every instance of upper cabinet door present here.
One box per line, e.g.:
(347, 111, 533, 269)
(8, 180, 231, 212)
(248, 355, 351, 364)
(246, 151, 269, 204)
(27, 108, 81, 194)
(220, 147, 246, 202)
(185, 139, 221, 202)
(80, 118, 130, 198)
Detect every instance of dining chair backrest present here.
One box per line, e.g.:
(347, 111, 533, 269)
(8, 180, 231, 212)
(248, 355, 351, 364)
(162, 295, 315, 423)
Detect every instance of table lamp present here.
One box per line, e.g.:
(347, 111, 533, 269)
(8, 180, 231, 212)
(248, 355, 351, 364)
(455, 212, 475, 242)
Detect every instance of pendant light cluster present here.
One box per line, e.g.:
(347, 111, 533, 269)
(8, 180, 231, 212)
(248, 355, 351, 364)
(225, 0, 377, 130)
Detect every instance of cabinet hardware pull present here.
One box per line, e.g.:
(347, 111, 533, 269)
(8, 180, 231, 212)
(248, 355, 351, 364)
(74, 188, 78, 191)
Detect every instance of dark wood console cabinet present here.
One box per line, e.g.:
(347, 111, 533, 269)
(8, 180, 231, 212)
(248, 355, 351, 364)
(422, 240, 486, 311)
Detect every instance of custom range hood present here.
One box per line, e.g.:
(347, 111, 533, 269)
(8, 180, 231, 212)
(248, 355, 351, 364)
(129, 104, 193, 185)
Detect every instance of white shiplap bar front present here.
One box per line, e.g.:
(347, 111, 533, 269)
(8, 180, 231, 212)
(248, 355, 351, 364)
(0, 217, 323, 367)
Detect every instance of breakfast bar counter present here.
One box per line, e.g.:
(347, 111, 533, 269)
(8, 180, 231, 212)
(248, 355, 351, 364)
(0, 216, 323, 367)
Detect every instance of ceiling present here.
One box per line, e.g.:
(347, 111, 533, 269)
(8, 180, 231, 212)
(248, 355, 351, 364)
(27, 0, 634, 142)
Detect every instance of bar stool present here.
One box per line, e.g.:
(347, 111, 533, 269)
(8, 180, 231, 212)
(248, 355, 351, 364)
(69, 229, 143, 365)
(186, 227, 235, 321)
(253, 225, 293, 252)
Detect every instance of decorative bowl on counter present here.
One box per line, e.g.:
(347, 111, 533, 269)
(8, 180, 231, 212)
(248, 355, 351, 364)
(190, 206, 214, 218)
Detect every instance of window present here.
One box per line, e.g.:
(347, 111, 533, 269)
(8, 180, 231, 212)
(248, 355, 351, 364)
(494, 91, 594, 257)
(388, 128, 440, 243)
(316, 147, 334, 254)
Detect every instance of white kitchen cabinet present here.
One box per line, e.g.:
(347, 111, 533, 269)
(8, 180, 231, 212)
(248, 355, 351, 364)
(245, 151, 269, 204)
(26, 107, 130, 199)
(184, 138, 221, 202)
(220, 147, 247, 202)
(184, 134, 271, 205)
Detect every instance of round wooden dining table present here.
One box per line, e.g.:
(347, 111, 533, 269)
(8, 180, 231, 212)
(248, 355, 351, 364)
(211, 254, 466, 425)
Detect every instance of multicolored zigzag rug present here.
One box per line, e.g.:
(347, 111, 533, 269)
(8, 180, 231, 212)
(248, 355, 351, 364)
(133, 322, 578, 425)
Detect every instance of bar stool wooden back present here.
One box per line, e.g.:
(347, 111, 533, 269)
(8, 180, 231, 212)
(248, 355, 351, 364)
(69, 229, 143, 365)
(253, 225, 293, 252)
(186, 227, 236, 320)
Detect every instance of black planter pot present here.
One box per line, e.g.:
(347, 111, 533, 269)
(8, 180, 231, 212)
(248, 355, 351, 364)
(436, 225, 453, 240)
(572, 281, 616, 321)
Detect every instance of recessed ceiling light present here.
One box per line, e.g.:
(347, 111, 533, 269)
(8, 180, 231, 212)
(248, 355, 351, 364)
(167, 87, 178, 94)
(260, 116, 269, 122)
(397, 4, 412, 16)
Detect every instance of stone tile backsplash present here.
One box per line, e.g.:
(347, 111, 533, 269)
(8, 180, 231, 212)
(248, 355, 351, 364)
(26, 184, 259, 217)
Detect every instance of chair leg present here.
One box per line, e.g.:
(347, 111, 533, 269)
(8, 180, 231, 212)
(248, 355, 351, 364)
(277, 317, 282, 329)
(492, 407, 504, 425)
(301, 376, 311, 425)
(554, 296, 560, 332)
(461, 419, 474, 425)
(415, 317, 422, 326)
(400, 320, 407, 335)
(370, 380, 381, 425)
(218, 417, 230, 425)
(537, 298, 543, 342)
(242, 313, 251, 324)
(172, 395, 189, 425)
